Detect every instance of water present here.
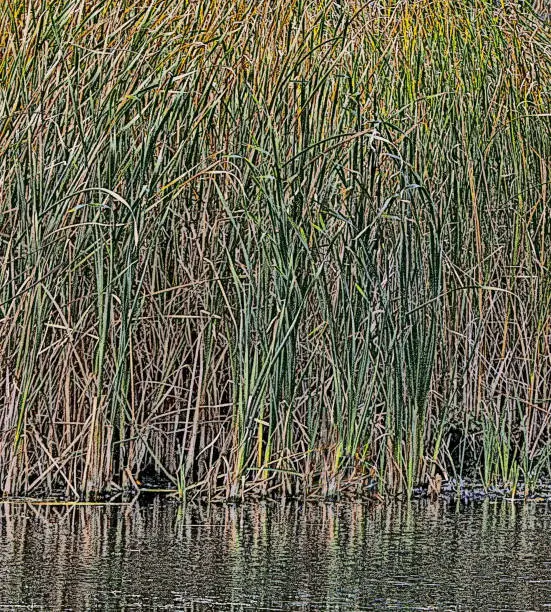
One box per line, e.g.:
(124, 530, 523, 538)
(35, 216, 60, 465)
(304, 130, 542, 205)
(1, 499, 551, 610)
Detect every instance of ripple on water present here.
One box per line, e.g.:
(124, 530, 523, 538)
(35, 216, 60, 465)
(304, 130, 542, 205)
(0, 499, 551, 610)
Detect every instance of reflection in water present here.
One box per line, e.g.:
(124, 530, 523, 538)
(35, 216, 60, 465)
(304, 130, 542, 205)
(0, 499, 551, 609)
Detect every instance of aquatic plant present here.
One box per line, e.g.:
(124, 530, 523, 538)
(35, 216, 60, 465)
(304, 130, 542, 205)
(0, 0, 550, 499)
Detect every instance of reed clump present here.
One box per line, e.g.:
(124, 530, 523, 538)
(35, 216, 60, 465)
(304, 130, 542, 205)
(1, 0, 550, 499)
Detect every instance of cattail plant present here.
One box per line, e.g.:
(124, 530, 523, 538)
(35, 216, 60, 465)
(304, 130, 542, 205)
(0, 0, 550, 499)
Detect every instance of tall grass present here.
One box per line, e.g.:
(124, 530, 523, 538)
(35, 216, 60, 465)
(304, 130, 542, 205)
(1, 0, 550, 499)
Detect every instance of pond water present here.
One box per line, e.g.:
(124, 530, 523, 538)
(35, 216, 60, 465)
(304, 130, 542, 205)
(1, 498, 551, 610)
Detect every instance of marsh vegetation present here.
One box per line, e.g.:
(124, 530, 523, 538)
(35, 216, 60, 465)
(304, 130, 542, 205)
(1, 0, 550, 499)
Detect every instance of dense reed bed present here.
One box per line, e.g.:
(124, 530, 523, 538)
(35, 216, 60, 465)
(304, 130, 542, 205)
(1, 0, 550, 499)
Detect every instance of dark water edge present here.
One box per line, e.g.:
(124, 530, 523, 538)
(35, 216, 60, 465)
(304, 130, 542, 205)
(2, 499, 551, 610)
(16, 473, 551, 505)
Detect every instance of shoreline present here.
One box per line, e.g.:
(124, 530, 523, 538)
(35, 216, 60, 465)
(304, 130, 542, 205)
(4, 479, 551, 506)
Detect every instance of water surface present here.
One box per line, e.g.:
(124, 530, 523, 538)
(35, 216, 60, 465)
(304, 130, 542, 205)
(1, 498, 551, 610)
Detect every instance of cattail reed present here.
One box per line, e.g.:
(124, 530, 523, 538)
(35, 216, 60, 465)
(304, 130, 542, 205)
(1, 0, 550, 499)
